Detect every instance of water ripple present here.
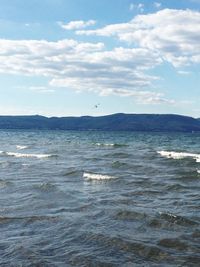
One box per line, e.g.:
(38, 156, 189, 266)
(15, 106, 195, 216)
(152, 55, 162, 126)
(0, 130, 199, 266)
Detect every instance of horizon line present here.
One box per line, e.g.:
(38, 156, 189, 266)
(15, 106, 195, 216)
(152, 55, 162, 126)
(0, 112, 199, 119)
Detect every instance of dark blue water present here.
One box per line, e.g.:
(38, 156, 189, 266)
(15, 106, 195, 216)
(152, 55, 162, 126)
(0, 130, 199, 266)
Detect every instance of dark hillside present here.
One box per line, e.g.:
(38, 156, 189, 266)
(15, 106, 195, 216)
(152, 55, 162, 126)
(0, 113, 200, 132)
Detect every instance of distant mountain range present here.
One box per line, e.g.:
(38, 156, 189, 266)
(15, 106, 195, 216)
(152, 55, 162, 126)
(0, 113, 200, 132)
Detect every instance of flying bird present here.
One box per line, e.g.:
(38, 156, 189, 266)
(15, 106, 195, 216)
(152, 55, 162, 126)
(94, 103, 100, 109)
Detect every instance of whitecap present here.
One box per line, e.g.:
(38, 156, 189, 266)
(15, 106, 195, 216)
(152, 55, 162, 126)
(95, 143, 115, 147)
(83, 172, 116, 180)
(197, 170, 200, 174)
(95, 143, 127, 148)
(5, 152, 53, 159)
(157, 151, 200, 163)
(16, 145, 28, 150)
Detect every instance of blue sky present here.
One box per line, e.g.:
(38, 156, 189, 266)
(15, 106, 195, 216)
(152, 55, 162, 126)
(0, 0, 199, 117)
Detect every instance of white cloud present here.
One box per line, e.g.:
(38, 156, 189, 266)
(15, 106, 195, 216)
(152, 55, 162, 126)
(15, 85, 55, 93)
(59, 20, 96, 30)
(99, 88, 174, 105)
(177, 70, 191, 75)
(29, 86, 55, 93)
(77, 9, 200, 67)
(154, 2, 162, 9)
(0, 37, 171, 105)
(129, 3, 144, 13)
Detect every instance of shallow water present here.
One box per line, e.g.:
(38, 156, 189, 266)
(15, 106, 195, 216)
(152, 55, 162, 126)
(0, 130, 199, 266)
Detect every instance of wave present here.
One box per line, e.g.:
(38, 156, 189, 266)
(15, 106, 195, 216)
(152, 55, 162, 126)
(158, 238, 188, 251)
(77, 232, 169, 262)
(157, 151, 200, 163)
(0, 215, 58, 223)
(16, 145, 28, 150)
(149, 212, 198, 229)
(33, 182, 58, 192)
(83, 172, 116, 180)
(95, 143, 127, 147)
(112, 161, 128, 168)
(104, 152, 130, 158)
(158, 212, 198, 226)
(114, 210, 146, 221)
(0, 179, 12, 188)
(0, 151, 54, 159)
(63, 169, 82, 177)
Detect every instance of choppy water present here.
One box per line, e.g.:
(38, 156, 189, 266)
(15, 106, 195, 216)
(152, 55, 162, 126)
(0, 130, 199, 266)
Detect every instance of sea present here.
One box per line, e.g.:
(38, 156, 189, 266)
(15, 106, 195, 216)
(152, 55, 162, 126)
(0, 130, 199, 267)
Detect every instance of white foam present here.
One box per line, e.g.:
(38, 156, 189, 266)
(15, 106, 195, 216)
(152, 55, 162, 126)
(95, 143, 115, 147)
(0, 181, 7, 188)
(158, 151, 200, 163)
(83, 172, 115, 180)
(16, 145, 28, 150)
(197, 169, 200, 174)
(5, 152, 53, 159)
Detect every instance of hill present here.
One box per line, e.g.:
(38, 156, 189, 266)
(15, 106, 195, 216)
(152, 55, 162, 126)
(0, 113, 200, 132)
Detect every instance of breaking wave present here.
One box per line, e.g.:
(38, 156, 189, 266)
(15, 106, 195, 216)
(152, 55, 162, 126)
(157, 150, 200, 163)
(0, 151, 54, 159)
(16, 145, 28, 150)
(83, 172, 116, 180)
(95, 143, 127, 147)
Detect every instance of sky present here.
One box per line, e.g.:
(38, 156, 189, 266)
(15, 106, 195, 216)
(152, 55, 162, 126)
(0, 0, 199, 117)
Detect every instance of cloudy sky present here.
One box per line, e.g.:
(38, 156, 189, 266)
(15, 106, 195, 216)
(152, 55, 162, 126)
(0, 0, 199, 117)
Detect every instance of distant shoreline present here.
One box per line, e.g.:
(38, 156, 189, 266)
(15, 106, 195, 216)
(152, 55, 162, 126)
(0, 113, 200, 132)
